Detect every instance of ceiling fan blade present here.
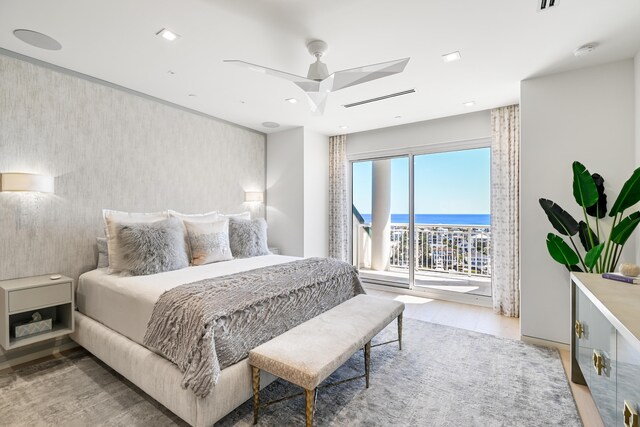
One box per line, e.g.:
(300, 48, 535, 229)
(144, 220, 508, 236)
(224, 60, 320, 92)
(304, 92, 329, 115)
(325, 57, 410, 92)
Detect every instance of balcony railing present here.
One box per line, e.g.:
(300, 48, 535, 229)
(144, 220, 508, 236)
(354, 222, 491, 278)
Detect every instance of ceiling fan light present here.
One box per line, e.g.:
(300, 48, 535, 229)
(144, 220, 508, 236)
(307, 60, 329, 81)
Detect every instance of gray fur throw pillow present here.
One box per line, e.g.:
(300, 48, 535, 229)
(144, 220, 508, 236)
(229, 217, 271, 258)
(116, 218, 189, 275)
(96, 237, 109, 269)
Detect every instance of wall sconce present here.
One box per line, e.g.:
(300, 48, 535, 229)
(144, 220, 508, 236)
(0, 173, 54, 193)
(244, 191, 264, 203)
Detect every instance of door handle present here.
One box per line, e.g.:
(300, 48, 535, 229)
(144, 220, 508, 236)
(574, 320, 583, 339)
(592, 350, 604, 376)
(624, 400, 639, 427)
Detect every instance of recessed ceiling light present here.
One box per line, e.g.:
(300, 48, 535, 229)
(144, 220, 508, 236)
(262, 122, 280, 128)
(339, 125, 349, 130)
(188, 94, 196, 97)
(13, 29, 62, 50)
(442, 51, 461, 63)
(574, 43, 597, 57)
(285, 98, 298, 104)
(463, 101, 476, 107)
(156, 28, 180, 42)
(394, 115, 402, 119)
(167, 70, 176, 75)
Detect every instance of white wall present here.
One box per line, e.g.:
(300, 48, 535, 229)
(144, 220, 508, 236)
(303, 130, 329, 257)
(266, 128, 305, 256)
(346, 111, 491, 157)
(521, 59, 636, 345)
(266, 128, 329, 257)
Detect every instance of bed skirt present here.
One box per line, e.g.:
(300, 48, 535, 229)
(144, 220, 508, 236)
(71, 312, 276, 426)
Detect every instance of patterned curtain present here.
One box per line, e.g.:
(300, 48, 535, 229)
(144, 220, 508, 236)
(491, 105, 520, 317)
(329, 134, 349, 262)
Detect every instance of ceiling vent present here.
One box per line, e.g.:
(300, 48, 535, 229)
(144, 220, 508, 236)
(537, 0, 559, 11)
(343, 89, 416, 108)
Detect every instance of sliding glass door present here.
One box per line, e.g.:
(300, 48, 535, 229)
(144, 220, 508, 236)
(352, 156, 410, 287)
(412, 148, 491, 298)
(351, 146, 492, 302)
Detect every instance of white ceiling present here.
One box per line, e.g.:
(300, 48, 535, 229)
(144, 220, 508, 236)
(1, 0, 639, 136)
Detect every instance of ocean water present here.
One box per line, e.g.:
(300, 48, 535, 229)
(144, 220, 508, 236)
(359, 213, 490, 226)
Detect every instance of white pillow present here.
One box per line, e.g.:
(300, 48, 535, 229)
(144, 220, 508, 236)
(219, 211, 251, 220)
(103, 209, 169, 273)
(168, 210, 220, 262)
(184, 218, 233, 265)
(168, 209, 219, 222)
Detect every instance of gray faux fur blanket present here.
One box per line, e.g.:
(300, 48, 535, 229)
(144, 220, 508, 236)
(143, 258, 364, 397)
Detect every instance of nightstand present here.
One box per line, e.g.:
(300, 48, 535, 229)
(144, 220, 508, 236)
(0, 275, 74, 351)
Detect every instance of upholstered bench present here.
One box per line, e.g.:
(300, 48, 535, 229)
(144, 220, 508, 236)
(248, 294, 405, 427)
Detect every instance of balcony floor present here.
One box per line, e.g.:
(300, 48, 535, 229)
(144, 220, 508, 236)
(359, 268, 491, 297)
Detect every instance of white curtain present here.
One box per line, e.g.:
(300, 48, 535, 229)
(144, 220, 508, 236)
(491, 105, 520, 317)
(329, 134, 349, 262)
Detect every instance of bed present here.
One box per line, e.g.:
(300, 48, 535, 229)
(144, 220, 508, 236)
(72, 254, 362, 426)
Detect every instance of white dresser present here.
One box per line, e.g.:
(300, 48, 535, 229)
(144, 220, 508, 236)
(571, 273, 640, 427)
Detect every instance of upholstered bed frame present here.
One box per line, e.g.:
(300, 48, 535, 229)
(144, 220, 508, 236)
(71, 312, 277, 426)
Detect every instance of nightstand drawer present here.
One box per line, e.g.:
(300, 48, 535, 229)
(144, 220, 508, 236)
(8, 282, 72, 313)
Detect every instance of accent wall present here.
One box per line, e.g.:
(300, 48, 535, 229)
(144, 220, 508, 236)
(0, 53, 265, 365)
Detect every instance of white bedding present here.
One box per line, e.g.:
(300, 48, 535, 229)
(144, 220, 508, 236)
(76, 254, 300, 346)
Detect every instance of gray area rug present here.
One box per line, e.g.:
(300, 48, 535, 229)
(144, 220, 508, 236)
(0, 319, 582, 426)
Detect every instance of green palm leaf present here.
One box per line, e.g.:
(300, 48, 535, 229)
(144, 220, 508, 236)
(585, 173, 607, 218)
(546, 233, 579, 267)
(611, 212, 640, 245)
(539, 199, 579, 236)
(578, 221, 599, 251)
(572, 161, 599, 208)
(584, 243, 604, 270)
(610, 167, 640, 216)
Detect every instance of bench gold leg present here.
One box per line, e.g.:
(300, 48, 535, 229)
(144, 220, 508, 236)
(364, 341, 371, 388)
(252, 367, 260, 425)
(398, 313, 403, 350)
(305, 388, 317, 427)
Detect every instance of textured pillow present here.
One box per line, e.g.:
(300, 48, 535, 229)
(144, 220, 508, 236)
(115, 218, 189, 276)
(229, 218, 271, 258)
(168, 209, 220, 261)
(96, 237, 109, 269)
(103, 209, 168, 273)
(184, 219, 233, 265)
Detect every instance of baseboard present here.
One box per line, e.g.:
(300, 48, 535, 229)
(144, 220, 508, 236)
(520, 334, 570, 351)
(363, 282, 492, 308)
(0, 338, 79, 371)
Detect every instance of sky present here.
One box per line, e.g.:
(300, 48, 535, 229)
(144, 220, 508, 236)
(352, 147, 491, 215)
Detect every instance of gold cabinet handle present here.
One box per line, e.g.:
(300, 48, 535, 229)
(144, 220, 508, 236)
(592, 350, 604, 376)
(575, 320, 583, 339)
(624, 400, 639, 427)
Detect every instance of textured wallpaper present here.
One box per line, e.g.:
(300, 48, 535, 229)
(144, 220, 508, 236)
(0, 54, 265, 284)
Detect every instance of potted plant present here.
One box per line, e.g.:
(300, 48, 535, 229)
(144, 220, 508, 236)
(539, 161, 640, 273)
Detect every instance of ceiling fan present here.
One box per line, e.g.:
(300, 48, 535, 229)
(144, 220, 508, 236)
(224, 40, 410, 115)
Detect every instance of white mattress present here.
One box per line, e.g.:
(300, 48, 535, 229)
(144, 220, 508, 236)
(77, 254, 300, 345)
